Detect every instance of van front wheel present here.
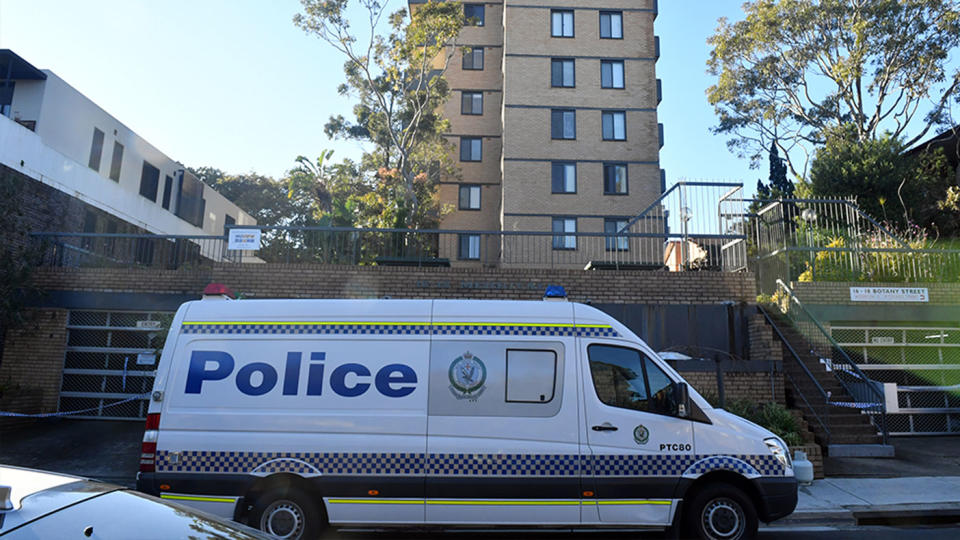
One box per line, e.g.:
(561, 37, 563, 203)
(249, 486, 322, 540)
(684, 484, 758, 540)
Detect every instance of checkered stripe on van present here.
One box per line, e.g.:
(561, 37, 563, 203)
(427, 453, 581, 476)
(179, 322, 619, 338)
(180, 323, 431, 336)
(154, 451, 785, 477)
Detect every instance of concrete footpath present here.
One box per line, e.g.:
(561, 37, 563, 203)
(772, 476, 960, 527)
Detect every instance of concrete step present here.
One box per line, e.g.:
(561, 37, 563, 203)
(827, 444, 895, 458)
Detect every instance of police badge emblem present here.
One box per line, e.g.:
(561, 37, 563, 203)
(448, 351, 487, 400)
(633, 424, 650, 445)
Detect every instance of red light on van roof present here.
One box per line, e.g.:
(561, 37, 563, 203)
(203, 283, 235, 298)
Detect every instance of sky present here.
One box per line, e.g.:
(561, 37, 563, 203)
(0, 0, 765, 194)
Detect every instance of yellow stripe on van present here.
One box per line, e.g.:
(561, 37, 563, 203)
(326, 499, 668, 507)
(594, 500, 672, 506)
(160, 494, 236, 503)
(327, 499, 423, 505)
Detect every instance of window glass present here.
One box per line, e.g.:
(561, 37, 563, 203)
(604, 163, 628, 194)
(461, 91, 483, 115)
(460, 137, 482, 161)
(464, 4, 485, 26)
(588, 344, 676, 415)
(161, 175, 173, 210)
(551, 109, 576, 140)
(600, 11, 623, 39)
(506, 350, 557, 403)
(462, 47, 484, 70)
(139, 161, 160, 202)
(604, 219, 629, 251)
(458, 234, 481, 260)
(601, 60, 625, 89)
(88, 128, 104, 171)
(459, 185, 481, 209)
(551, 162, 576, 193)
(551, 59, 575, 88)
(602, 111, 626, 140)
(109, 141, 124, 181)
(551, 10, 574, 37)
(552, 217, 576, 250)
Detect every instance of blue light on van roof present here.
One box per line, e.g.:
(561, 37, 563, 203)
(544, 285, 567, 298)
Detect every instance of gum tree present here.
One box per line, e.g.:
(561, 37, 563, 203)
(295, 0, 464, 228)
(707, 0, 960, 180)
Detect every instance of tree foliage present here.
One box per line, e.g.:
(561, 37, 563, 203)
(708, 0, 960, 179)
(294, 0, 463, 227)
(808, 125, 955, 231)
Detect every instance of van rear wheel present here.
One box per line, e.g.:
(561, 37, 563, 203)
(249, 485, 322, 540)
(683, 484, 758, 540)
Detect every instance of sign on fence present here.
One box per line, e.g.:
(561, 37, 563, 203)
(849, 287, 929, 303)
(228, 228, 262, 251)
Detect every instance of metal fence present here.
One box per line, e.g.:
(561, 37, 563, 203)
(752, 199, 960, 294)
(30, 182, 748, 271)
(59, 310, 169, 420)
(772, 280, 888, 442)
(832, 325, 960, 435)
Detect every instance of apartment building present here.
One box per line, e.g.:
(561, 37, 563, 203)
(0, 49, 255, 262)
(421, 1, 664, 263)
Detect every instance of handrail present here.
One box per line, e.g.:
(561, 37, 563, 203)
(620, 181, 743, 232)
(757, 305, 831, 443)
(775, 279, 886, 407)
(756, 198, 909, 249)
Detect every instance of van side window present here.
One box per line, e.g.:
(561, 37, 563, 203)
(505, 349, 557, 403)
(587, 344, 675, 415)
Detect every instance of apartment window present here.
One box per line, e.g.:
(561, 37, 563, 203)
(602, 111, 626, 140)
(463, 47, 484, 70)
(461, 91, 483, 115)
(175, 171, 206, 228)
(600, 11, 623, 39)
(552, 218, 577, 250)
(139, 161, 160, 202)
(81, 210, 97, 250)
(551, 109, 576, 140)
(460, 137, 482, 161)
(108, 141, 123, 182)
(551, 58, 575, 88)
(551, 10, 574, 37)
(601, 60, 625, 89)
(161, 175, 173, 210)
(464, 4, 485, 26)
(459, 185, 481, 210)
(88, 128, 105, 172)
(459, 234, 481, 260)
(551, 162, 576, 193)
(605, 218, 630, 251)
(604, 163, 628, 194)
(224, 214, 236, 235)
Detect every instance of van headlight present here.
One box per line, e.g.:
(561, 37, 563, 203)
(764, 437, 792, 469)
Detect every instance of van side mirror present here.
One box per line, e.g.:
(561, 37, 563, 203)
(675, 382, 689, 417)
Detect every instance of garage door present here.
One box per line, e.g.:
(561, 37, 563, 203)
(59, 310, 171, 420)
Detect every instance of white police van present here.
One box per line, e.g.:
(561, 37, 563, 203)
(136, 285, 797, 540)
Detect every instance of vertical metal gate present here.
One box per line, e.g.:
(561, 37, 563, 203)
(59, 310, 170, 420)
(832, 325, 960, 435)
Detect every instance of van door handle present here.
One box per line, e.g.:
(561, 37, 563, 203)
(592, 423, 618, 432)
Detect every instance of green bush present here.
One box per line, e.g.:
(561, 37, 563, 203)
(717, 399, 804, 447)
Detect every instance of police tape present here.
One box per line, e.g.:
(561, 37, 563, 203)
(827, 401, 880, 409)
(0, 394, 150, 418)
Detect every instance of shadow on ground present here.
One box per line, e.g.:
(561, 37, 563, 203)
(826, 436, 960, 477)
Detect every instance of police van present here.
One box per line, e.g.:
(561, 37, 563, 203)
(136, 285, 797, 540)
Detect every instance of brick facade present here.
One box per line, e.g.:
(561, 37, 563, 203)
(0, 308, 68, 415)
(32, 265, 757, 304)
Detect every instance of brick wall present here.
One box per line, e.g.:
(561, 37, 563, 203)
(792, 281, 960, 306)
(0, 308, 68, 414)
(32, 264, 757, 304)
(682, 371, 783, 405)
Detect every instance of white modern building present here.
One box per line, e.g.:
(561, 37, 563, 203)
(0, 49, 255, 260)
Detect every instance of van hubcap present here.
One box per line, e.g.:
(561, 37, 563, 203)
(261, 500, 304, 539)
(702, 497, 744, 539)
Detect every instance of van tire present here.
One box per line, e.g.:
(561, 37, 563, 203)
(248, 485, 323, 540)
(683, 484, 758, 540)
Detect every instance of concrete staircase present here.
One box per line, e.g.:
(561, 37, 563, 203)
(760, 308, 892, 457)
